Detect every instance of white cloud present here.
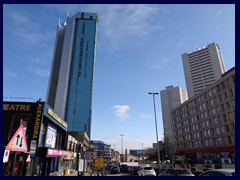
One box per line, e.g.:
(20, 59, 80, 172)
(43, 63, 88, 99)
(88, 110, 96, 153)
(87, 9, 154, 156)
(3, 66, 17, 78)
(48, 4, 164, 53)
(98, 4, 164, 53)
(29, 67, 49, 78)
(112, 105, 131, 120)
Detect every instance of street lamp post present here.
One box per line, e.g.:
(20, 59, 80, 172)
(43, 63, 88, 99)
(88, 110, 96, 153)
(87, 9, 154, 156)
(120, 134, 124, 164)
(141, 143, 144, 162)
(149, 92, 161, 172)
(113, 144, 116, 152)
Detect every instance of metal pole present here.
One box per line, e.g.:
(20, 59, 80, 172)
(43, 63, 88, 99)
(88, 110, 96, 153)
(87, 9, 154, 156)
(141, 143, 144, 162)
(149, 92, 161, 172)
(120, 135, 123, 164)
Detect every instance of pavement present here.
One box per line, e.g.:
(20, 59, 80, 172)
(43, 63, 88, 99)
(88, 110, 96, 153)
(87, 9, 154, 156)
(62, 170, 95, 176)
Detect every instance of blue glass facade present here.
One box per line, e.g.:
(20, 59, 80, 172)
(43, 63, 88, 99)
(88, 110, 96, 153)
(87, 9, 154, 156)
(65, 18, 97, 136)
(46, 12, 98, 138)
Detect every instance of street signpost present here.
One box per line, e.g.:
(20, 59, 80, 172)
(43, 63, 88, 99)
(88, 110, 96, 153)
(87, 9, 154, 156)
(3, 149, 10, 163)
(94, 158, 104, 168)
(26, 154, 31, 162)
(6, 124, 28, 152)
(5, 124, 28, 176)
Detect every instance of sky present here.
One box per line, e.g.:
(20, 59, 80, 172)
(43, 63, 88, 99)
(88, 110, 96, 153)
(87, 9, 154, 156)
(3, 4, 235, 153)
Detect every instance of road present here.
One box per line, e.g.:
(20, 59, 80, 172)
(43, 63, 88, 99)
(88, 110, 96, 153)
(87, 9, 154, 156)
(106, 173, 132, 176)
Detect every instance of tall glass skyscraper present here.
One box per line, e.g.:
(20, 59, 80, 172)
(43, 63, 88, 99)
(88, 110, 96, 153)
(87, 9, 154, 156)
(46, 12, 98, 138)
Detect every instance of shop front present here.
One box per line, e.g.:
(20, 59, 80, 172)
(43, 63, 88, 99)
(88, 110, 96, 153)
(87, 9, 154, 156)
(3, 101, 41, 176)
(175, 146, 235, 165)
(31, 103, 68, 176)
(35, 148, 63, 176)
(61, 150, 77, 175)
(3, 101, 68, 176)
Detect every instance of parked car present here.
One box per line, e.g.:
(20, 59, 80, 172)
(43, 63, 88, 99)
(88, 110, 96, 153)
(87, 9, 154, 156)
(105, 164, 112, 171)
(110, 165, 120, 174)
(199, 169, 235, 176)
(130, 166, 141, 175)
(138, 166, 156, 176)
(120, 164, 129, 173)
(159, 168, 195, 176)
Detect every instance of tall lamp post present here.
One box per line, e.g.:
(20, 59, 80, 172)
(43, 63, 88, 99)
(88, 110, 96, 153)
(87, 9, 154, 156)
(141, 143, 144, 162)
(120, 134, 124, 164)
(149, 92, 161, 172)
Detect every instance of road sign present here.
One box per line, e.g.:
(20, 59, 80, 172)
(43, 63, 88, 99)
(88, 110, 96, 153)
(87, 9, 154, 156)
(94, 158, 104, 168)
(6, 124, 28, 152)
(26, 154, 31, 162)
(3, 149, 10, 163)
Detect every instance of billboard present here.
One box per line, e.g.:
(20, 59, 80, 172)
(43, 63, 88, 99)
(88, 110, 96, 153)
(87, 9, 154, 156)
(45, 125, 57, 148)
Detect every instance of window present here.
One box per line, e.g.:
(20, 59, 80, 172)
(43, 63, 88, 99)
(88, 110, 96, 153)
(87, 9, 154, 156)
(228, 89, 234, 97)
(207, 129, 211, 136)
(228, 112, 234, 121)
(224, 92, 228, 99)
(222, 137, 227, 145)
(218, 116, 222, 124)
(212, 108, 216, 115)
(228, 136, 232, 144)
(204, 130, 207, 137)
(208, 90, 212, 97)
(205, 139, 209, 146)
(213, 88, 216, 95)
(217, 137, 222, 145)
(203, 103, 206, 109)
(232, 100, 235, 108)
(226, 102, 231, 110)
(225, 125, 230, 133)
(204, 112, 207, 118)
(223, 114, 227, 122)
(221, 126, 225, 134)
(202, 121, 205, 128)
(218, 95, 222, 102)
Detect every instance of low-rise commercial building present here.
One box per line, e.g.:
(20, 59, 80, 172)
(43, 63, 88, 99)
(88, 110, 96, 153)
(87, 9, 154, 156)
(3, 101, 68, 176)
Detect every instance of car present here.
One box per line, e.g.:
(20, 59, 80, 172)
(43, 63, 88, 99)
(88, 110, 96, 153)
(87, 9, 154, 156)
(105, 164, 112, 171)
(130, 166, 141, 175)
(110, 165, 120, 174)
(159, 168, 195, 176)
(199, 169, 235, 176)
(120, 164, 129, 173)
(138, 165, 156, 176)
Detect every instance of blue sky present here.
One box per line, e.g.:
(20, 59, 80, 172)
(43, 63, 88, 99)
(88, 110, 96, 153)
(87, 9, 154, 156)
(3, 4, 235, 153)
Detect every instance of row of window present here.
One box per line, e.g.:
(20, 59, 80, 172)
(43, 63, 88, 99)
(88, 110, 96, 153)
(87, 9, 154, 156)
(176, 135, 234, 149)
(176, 122, 234, 137)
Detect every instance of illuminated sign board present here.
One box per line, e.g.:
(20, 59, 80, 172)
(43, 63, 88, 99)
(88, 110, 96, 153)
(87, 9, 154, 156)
(47, 148, 63, 157)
